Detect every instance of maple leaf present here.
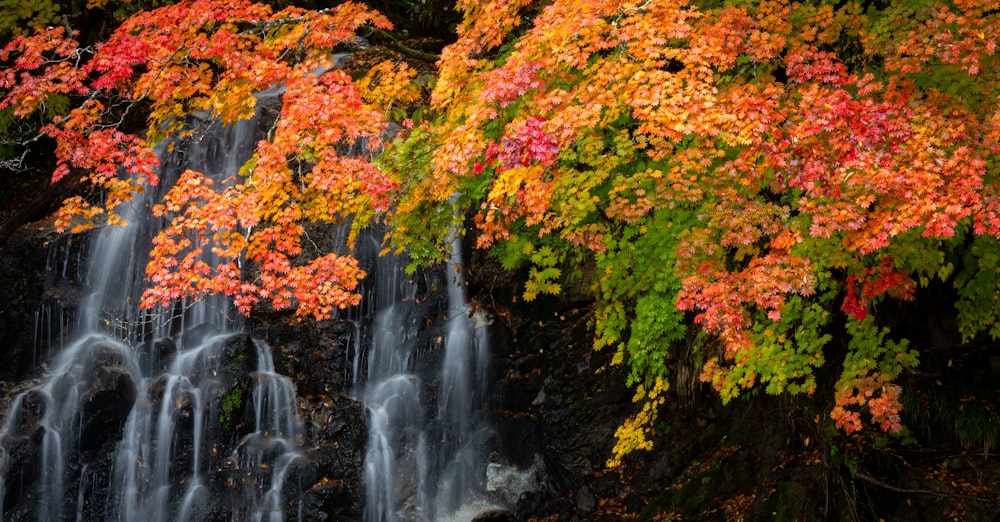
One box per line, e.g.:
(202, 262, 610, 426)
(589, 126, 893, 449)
(7, 0, 1000, 463)
(0, 0, 400, 320)
(381, 0, 1000, 456)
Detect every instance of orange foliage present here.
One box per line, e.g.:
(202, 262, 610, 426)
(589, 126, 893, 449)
(412, 0, 1000, 441)
(4, 0, 1000, 445)
(1, 1, 396, 317)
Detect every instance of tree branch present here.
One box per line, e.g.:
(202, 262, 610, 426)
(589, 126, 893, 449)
(365, 27, 440, 63)
(855, 470, 1000, 506)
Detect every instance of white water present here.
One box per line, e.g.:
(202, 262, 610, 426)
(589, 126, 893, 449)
(0, 116, 304, 521)
(0, 76, 507, 522)
(355, 231, 498, 522)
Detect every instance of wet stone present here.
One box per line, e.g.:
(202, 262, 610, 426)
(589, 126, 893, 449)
(472, 509, 519, 522)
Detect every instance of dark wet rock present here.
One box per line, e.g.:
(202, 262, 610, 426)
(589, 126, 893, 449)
(487, 298, 631, 521)
(298, 476, 352, 521)
(180, 322, 224, 350)
(0, 222, 84, 382)
(136, 336, 177, 372)
(256, 317, 369, 521)
(0, 425, 46, 517)
(72, 449, 120, 521)
(575, 484, 596, 513)
(78, 362, 135, 461)
(3, 389, 47, 439)
(472, 508, 519, 521)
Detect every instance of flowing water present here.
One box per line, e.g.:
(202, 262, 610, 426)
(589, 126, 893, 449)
(353, 230, 498, 522)
(0, 89, 504, 521)
(0, 114, 305, 521)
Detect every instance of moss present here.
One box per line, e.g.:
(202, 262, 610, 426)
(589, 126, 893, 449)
(12, 276, 28, 311)
(229, 345, 247, 367)
(635, 445, 740, 521)
(219, 380, 246, 432)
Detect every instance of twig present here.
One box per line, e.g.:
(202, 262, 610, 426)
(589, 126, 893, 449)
(855, 470, 1000, 505)
(365, 27, 440, 63)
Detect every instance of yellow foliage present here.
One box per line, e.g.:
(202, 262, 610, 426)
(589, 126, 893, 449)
(607, 376, 669, 468)
(356, 60, 420, 113)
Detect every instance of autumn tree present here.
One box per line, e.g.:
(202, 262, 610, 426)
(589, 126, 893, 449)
(0, 0, 419, 319)
(4, 0, 1000, 466)
(382, 0, 1000, 464)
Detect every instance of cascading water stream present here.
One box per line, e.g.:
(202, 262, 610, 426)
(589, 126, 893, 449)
(0, 113, 305, 521)
(0, 56, 515, 521)
(355, 229, 498, 522)
(433, 234, 494, 520)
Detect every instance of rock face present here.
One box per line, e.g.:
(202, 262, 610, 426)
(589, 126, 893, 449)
(0, 337, 137, 521)
(0, 219, 369, 520)
(3, 217, 1000, 522)
(470, 248, 1000, 521)
(0, 220, 83, 384)
(76, 340, 138, 461)
(256, 318, 368, 521)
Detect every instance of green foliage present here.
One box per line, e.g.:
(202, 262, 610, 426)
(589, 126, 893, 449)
(597, 209, 691, 388)
(954, 235, 1000, 342)
(842, 318, 918, 389)
(831, 317, 919, 433)
(522, 244, 561, 301)
(901, 351, 1000, 456)
(365, 0, 462, 38)
(0, 0, 60, 39)
(910, 64, 990, 113)
(885, 229, 961, 289)
(953, 399, 1000, 454)
(0, 107, 17, 153)
(105, 1, 177, 23)
(379, 125, 463, 272)
(743, 297, 832, 398)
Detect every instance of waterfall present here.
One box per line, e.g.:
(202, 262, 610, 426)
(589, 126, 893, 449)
(0, 114, 305, 521)
(0, 68, 511, 522)
(355, 229, 499, 522)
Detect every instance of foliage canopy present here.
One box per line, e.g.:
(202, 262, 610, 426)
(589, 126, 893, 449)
(2, 0, 1000, 463)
